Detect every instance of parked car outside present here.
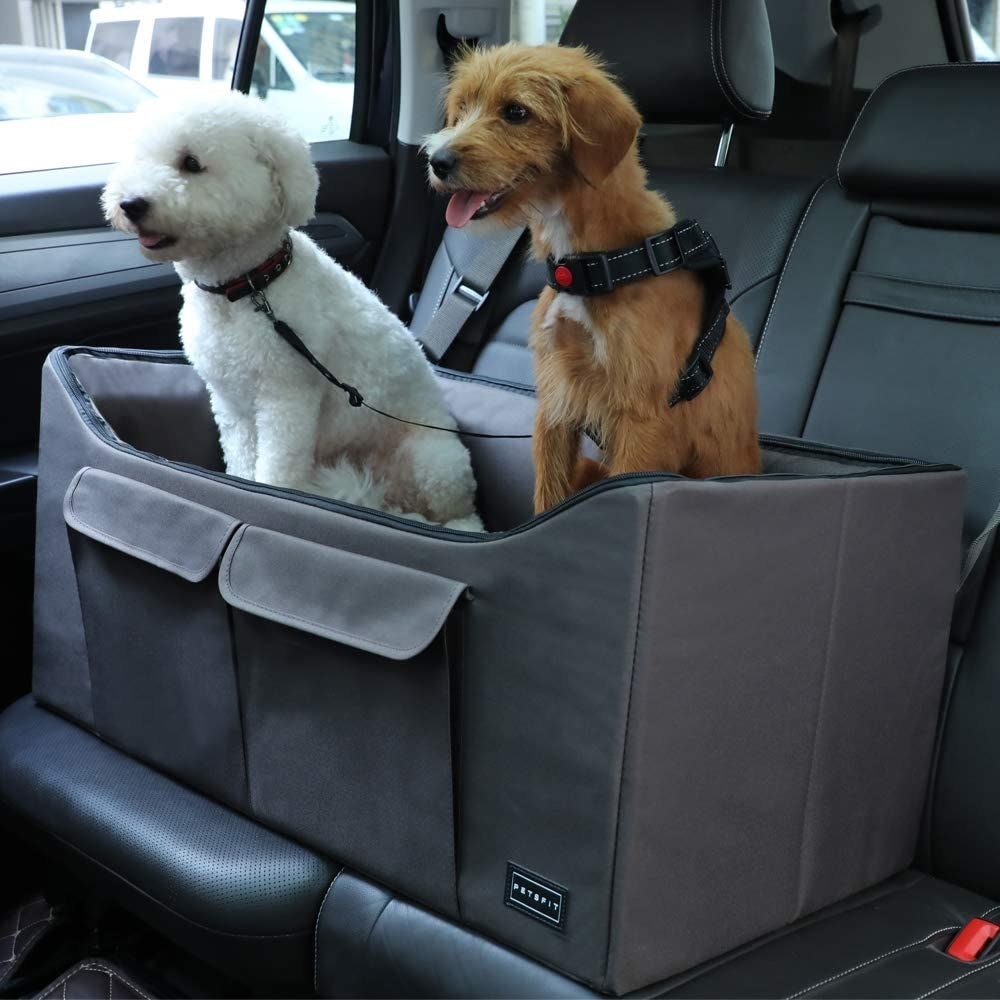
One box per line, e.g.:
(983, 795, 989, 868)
(0, 46, 156, 173)
(85, 0, 356, 141)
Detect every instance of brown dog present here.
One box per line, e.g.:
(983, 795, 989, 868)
(426, 43, 761, 513)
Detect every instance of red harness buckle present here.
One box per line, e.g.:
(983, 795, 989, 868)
(946, 918, 1000, 962)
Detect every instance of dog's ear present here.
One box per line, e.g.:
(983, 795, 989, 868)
(563, 51, 642, 185)
(252, 118, 319, 228)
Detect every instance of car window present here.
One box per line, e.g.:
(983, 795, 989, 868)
(212, 18, 243, 81)
(149, 17, 203, 78)
(510, 0, 577, 43)
(89, 20, 139, 69)
(966, 0, 999, 58)
(260, 1, 356, 141)
(0, 0, 359, 174)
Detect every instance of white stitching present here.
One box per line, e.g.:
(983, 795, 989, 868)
(610, 239, 711, 284)
(712, 0, 768, 118)
(606, 246, 645, 263)
(754, 180, 828, 366)
(618, 264, 653, 281)
(676, 309, 728, 385)
(313, 874, 340, 993)
(836, 62, 1000, 189)
(37, 961, 153, 1000)
(784, 925, 959, 999)
(917, 952, 1000, 999)
(434, 262, 455, 315)
(980, 903, 1000, 920)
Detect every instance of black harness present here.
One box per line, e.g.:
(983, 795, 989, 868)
(545, 219, 732, 407)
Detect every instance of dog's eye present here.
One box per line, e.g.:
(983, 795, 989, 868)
(180, 154, 203, 174)
(502, 103, 530, 123)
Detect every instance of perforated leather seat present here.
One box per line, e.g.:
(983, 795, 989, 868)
(0, 697, 336, 993)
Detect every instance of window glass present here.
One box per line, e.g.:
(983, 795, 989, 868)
(0, 0, 357, 174)
(258, 1, 356, 141)
(274, 53, 294, 90)
(967, 0, 1000, 58)
(149, 17, 203, 78)
(510, 0, 577, 43)
(89, 21, 139, 70)
(212, 19, 243, 81)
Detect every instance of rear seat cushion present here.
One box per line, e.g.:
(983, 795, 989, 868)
(656, 872, 1000, 998)
(310, 868, 1000, 999)
(0, 697, 336, 992)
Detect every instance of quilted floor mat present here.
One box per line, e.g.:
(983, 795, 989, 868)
(33, 960, 158, 1000)
(0, 895, 58, 988)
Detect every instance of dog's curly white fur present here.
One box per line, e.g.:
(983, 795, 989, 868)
(102, 91, 482, 531)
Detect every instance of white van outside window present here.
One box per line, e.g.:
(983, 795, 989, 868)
(88, 18, 140, 69)
(86, 0, 356, 142)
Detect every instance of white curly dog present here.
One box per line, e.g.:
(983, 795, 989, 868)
(102, 91, 483, 531)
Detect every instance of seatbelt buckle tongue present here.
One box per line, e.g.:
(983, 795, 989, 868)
(946, 919, 1000, 962)
(455, 280, 489, 311)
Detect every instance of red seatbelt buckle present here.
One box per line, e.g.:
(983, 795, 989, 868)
(946, 919, 1000, 962)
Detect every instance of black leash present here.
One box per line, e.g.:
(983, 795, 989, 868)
(246, 281, 533, 440)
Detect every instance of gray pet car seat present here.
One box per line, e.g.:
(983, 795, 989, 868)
(25, 344, 965, 993)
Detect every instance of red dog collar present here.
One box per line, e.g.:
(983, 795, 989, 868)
(195, 237, 293, 302)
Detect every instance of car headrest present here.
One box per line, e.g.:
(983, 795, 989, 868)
(560, 0, 774, 125)
(838, 64, 1000, 201)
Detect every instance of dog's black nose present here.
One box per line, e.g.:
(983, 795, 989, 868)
(429, 148, 457, 180)
(120, 197, 150, 223)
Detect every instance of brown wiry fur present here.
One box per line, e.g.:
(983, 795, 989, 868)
(429, 44, 762, 513)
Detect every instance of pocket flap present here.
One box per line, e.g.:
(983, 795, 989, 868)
(219, 525, 467, 660)
(64, 467, 239, 583)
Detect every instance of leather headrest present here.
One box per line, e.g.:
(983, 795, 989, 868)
(560, 0, 774, 125)
(839, 64, 1000, 201)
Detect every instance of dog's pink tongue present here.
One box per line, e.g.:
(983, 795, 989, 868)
(446, 190, 487, 229)
(138, 232, 165, 248)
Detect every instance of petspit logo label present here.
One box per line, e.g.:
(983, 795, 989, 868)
(505, 863, 568, 931)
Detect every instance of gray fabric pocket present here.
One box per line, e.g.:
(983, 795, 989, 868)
(64, 467, 237, 581)
(63, 468, 246, 809)
(218, 525, 467, 915)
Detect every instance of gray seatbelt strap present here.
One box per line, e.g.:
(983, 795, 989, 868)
(418, 225, 526, 363)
